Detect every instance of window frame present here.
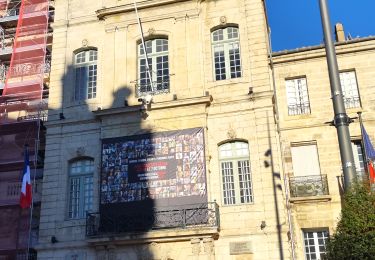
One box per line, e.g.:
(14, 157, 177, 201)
(302, 229, 329, 260)
(137, 37, 170, 96)
(68, 158, 94, 219)
(351, 139, 365, 179)
(218, 141, 253, 206)
(211, 26, 242, 81)
(285, 77, 311, 116)
(73, 48, 98, 101)
(339, 70, 361, 109)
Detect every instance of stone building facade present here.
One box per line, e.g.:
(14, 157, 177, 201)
(272, 35, 375, 259)
(37, 0, 375, 259)
(37, 0, 287, 260)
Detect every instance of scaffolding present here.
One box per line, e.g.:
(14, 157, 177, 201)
(0, 1, 49, 259)
(0, 0, 49, 121)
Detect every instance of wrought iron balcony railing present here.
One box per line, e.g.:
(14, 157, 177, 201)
(135, 79, 170, 97)
(289, 174, 329, 198)
(86, 202, 219, 237)
(288, 102, 311, 116)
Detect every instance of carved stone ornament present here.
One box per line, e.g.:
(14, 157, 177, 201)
(191, 238, 201, 255)
(203, 237, 214, 255)
(220, 16, 227, 24)
(148, 27, 155, 35)
(227, 124, 237, 139)
(82, 39, 88, 47)
(76, 147, 85, 157)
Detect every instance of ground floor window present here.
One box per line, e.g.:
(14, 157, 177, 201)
(303, 229, 329, 260)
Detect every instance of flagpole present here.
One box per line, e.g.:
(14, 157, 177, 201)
(26, 114, 41, 259)
(133, 0, 154, 93)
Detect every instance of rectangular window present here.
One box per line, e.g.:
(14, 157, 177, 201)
(286, 77, 310, 115)
(340, 71, 361, 109)
(303, 230, 329, 260)
(238, 160, 252, 203)
(74, 50, 97, 101)
(68, 160, 94, 219)
(138, 39, 169, 96)
(221, 161, 235, 205)
(212, 27, 242, 81)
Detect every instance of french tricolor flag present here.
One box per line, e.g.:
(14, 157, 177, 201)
(20, 146, 32, 209)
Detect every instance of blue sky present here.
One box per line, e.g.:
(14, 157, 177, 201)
(266, 0, 374, 51)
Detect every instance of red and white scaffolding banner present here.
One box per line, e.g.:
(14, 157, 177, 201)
(2, 0, 49, 104)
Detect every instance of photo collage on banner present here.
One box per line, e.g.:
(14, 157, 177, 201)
(100, 128, 207, 206)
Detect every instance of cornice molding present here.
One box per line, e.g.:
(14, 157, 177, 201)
(93, 95, 212, 118)
(97, 0, 192, 20)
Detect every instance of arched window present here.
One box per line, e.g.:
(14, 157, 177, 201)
(219, 141, 253, 205)
(211, 26, 242, 81)
(74, 49, 97, 101)
(68, 158, 94, 219)
(137, 38, 169, 95)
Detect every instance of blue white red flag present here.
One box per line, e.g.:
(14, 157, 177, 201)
(361, 125, 375, 184)
(20, 146, 32, 209)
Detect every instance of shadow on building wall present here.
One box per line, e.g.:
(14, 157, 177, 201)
(44, 64, 156, 259)
(264, 113, 285, 260)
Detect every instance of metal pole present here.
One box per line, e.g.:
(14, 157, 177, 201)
(133, 0, 154, 93)
(319, 0, 356, 189)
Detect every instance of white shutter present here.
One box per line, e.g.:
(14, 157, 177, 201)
(291, 144, 321, 176)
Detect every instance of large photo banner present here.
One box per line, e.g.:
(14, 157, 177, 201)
(100, 127, 207, 210)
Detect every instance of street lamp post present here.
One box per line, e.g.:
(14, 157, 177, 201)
(319, 0, 357, 190)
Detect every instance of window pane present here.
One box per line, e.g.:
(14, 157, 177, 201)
(138, 39, 169, 95)
(340, 71, 360, 108)
(69, 177, 80, 218)
(212, 27, 241, 81)
(286, 78, 310, 115)
(238, 160, 253, 203)
(139, 58, 152, 92)
(219, 143, 232, 158)
(88, 65, 97, 99)
(75, 67, 88, 101)
(219, 142, 252, 205)
(69, 159, 94, 219)
(303, 230, 329, 260)
(75, 50, 97, 101)
(89, 50, 97, 62)
(227, 27, 238, 39)
(214, 46, 226, 80)
(156, 55, 169, 90)
(84, 176, 93, 214)
(221, 161, 235, 205)
(212, 29, 223, 42)
(229, 43, 241, 78)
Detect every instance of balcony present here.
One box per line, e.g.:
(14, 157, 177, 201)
(135, 79, 170, 97)
(344, 96, 361, 109)
(0, 178, 43, 206)
(289, 174, 329, 198)
(288, 102, 311, 116)
(86, 202, 220, 238)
